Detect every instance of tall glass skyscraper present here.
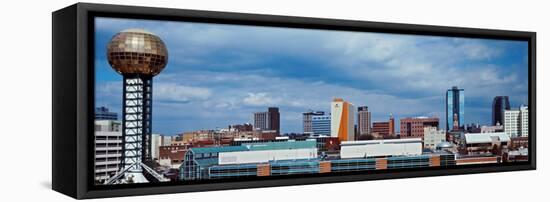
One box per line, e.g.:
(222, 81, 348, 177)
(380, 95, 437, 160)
(446, 86, 464, 131)
(492, 96, 510, 126)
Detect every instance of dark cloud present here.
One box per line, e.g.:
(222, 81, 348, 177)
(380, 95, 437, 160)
(94, 17, 529, 134)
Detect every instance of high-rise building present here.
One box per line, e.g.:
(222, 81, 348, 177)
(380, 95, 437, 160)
(423, 126, 446, 150)
(253, 111, 269, 131)
(303, 110, 325, 134)
(94, 120, 123, 183)
(312, 115, 331, 136)
(400, 117, 439, 139)
(253, 107, 280, 134)
(331, 98, 355, 141)
(268, 107, 280, 135)
(492, 96, 511, 126)
(357, 106, 371, 136)
(446, 86, 465, 131)
(95, 106, 118, 120)
(151, 134, 162, 161)
(504, 106, 529, 137)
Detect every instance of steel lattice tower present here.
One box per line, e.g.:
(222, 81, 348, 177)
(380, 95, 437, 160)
(122, 75, 153, 172)
(104, 29, 168, 184)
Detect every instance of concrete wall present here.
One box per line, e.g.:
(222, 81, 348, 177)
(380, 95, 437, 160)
(218, 148, 318, 165)
(340, 142, 422, 158)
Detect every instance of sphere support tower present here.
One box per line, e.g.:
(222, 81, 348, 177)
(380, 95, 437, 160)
(103, 28, 169, 184)
(121, 75, 153, 173)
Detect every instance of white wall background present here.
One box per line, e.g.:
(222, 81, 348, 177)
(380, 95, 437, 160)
(0, 0, 546, 201)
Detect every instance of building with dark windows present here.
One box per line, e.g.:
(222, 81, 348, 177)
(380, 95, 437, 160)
(446, 86, 465, 131)
(268, 107, 280, 135)
(303, 110, 325, 134)
(357, 106, 371, 136)
(95, 106, 118, 120)
(492, 96, 511, 126)
(400, 117, 439, 139)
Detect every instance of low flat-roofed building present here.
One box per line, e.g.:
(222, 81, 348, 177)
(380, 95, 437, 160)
(218, 140, 318, 165)
(340, 138, 422, 158)
(180, 140, 318, 180)
(463, 132, 510, 154)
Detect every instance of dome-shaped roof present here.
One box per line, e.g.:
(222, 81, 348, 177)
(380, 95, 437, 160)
(436, 141, 453, 149)
(107, 28, 168, 76)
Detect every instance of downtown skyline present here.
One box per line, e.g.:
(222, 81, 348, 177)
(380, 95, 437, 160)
(94, 17, 529, 135)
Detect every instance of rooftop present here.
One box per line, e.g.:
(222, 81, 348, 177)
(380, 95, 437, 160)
(189, 140, 318, 155)
(464, 132, 510, 144)
(341, 138, 422, 146)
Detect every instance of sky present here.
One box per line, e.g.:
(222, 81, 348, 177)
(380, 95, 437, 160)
(94, 17, 529, 135)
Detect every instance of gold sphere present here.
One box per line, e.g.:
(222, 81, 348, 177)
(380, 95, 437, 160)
(107, 29, 168, 76)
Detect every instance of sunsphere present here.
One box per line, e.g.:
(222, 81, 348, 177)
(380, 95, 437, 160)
(107, 29, 168, 76)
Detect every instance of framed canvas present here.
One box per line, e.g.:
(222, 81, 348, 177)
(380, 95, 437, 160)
(52, 3, 536, 199)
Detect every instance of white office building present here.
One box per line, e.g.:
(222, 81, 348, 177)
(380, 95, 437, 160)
(504, 106, 529, 137)
(94, 120, 123, 183)
(151, 134, 162, 161)
(423, 126, 446, 150)
(253, 111, 270, 130)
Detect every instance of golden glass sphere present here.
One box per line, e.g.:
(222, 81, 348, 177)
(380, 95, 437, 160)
(107, 29, 168, 76)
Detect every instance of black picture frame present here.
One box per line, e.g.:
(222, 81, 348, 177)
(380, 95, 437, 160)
(52, 3, 536, 199)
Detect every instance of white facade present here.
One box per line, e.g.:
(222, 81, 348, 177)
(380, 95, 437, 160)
(253, 111, 270, 130)
(423, 127, 446, 150)
(162, 135, 172, 146)
(151, 134, 162, 161)
(464, 132, 510, 144)
(218, 148, 318, 165)
(94, 120, 123, 182)
(340, 138, 422, 158)
(504, 106, 528, 137)
(331, 98, 355, 141)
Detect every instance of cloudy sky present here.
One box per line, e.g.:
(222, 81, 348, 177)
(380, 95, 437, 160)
(94, 17, 528, 135)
